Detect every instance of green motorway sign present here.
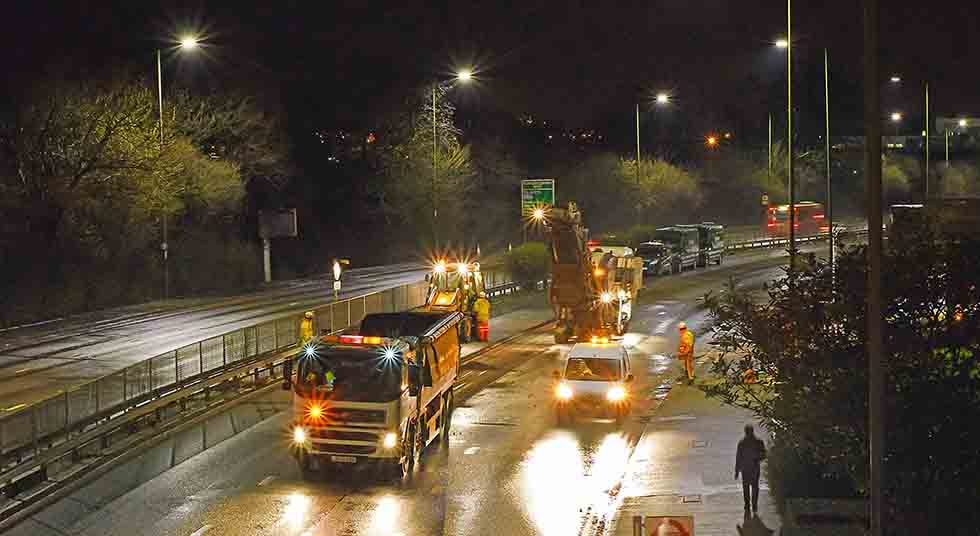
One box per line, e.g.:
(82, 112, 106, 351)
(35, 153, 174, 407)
(521, 179, 556, 217)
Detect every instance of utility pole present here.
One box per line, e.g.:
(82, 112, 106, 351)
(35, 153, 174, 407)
(787, 0, 796, 266)
(824, 48, 833, 269)
(863, 0, 884, 534)
(945, 129, 950, 166)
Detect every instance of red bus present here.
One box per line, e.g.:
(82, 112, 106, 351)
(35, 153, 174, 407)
(766, 202, 827, 237)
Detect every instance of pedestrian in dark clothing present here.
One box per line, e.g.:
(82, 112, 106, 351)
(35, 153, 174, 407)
(735, 424, 767, 514)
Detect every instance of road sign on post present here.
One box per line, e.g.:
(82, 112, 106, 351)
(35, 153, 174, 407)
(258, 209, 299, 284)
(761, 193, 770, 206)
(521, 179, 556, 217)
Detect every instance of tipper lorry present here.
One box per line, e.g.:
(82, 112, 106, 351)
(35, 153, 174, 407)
(283, 311, 463, 479)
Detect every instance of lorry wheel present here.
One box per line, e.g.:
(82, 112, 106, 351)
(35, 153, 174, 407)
(400, 423, 415, 477)
(412, 416, 426, 468)
(440, 390, 454, 443)
(717, 255, 723, 265)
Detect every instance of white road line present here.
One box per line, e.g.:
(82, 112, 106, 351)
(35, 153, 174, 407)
(190, 525, 212, 536)
(464, 446, 481, 455)
(478, 370, 488, 375)
(258, 475, 275, 486)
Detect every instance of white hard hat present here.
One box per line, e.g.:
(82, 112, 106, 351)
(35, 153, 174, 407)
(678, 321, 687, 330)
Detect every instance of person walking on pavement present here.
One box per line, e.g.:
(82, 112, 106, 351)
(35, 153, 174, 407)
(473, 292, 491, 342)
(735, 424, 767, 515)
(677, 322, 695, 382)
(299, 311, 315, 344)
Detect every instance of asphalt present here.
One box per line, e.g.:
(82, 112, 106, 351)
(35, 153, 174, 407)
(0, 263, 427, 412)
(1, 243, 814, 536)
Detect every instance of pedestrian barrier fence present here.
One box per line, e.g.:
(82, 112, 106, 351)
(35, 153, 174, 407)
(0, 268, 518, 467)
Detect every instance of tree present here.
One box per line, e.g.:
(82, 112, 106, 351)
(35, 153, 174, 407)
(700, 237, 980, 532)
(374, 85, 472, 246)
(620, 156, 702, 223)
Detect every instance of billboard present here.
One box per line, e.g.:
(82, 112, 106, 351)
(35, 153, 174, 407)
(258, 209, 298, 239)
(521, 178, 556, 217)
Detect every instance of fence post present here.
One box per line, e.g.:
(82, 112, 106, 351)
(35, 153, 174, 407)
(199, 341, 204, 376)
(31, 407, 39, 455)
(63, 391, 70, 436)
(174, 350, 180, 384)
(222, 335, 227, 367)
(274, 321, 279, 350)
(122, 367, 128, 402)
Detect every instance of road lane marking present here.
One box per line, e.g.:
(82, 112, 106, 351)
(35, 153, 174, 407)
(258, 475, 275, 486)
(190, 525, 212, 536)
(464, 446, 481, 455)
(478, 370, 488, 375)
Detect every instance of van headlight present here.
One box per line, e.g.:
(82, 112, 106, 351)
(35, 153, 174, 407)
(606, 386, 627, 402)
(556, 383, 573, 400)
(292, 426, 308, 444)
(383, 432, 398, 449)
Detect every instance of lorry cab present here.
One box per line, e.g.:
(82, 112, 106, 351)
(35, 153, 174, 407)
(654, 226, 699, 273)
(693, 222, 725, 267)
(553, 337, 633, 424)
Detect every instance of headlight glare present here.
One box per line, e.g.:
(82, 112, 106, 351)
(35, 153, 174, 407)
(383, 432, 398, 449)
(556, 383, 573, 400)
(292, 426, 307, 444)
(606, 386, 627, 402)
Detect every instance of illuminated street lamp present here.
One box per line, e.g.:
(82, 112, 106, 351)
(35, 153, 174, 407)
(705, 135, 718, 147)
(157, 34, 201, 300)
(431, 69, 474, 245)
(775, 38, 788, 49)
(532, 207, 546, 221)
(890, 75, 901, 83)
(891, 111, 902, 137)
(635, 91, 671, 186)
(959, 118, 968, 128)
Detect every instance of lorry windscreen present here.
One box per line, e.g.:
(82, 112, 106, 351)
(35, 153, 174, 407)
(636, 245, 665, 258)
(296, 351, 403, 402)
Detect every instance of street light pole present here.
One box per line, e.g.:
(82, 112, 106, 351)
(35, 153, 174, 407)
(824, 48, 833, 270)
(432, 84, 439, 247)
(787, 0, 796, 265)
(924, 82, 930, 200)
(156, 49, 169, 301)
(635, 103, 641, 185)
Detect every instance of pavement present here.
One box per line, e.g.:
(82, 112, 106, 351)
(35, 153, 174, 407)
(4, 247, 810, 536)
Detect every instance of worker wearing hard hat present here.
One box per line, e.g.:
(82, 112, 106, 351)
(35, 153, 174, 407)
(473, 292, 491, 342)
(677, 322, 695, 382)
(300, 311, 315, 344)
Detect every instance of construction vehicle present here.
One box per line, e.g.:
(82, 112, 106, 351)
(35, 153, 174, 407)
(283, 311, 463, 479)
(424, 260, 485, 341)
(546, 202, 643, 343)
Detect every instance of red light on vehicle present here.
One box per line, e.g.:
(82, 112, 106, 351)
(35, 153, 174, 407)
(767, 223, 776, 227)
(339, 335, 363, 344)
(813, 214, 825, 219)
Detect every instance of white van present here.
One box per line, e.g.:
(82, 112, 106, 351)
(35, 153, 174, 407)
(553, 339, 633, 424)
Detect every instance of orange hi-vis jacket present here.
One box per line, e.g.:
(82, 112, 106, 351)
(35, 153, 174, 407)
(678, 329, 695, 360)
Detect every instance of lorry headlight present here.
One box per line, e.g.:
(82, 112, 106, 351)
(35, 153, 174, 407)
(606, 386, 627, 402)
(601, 292, 613, 303)
(383, 432, 398, 449)
(556, 383, 573, 400)
(292, 426, 308, 444)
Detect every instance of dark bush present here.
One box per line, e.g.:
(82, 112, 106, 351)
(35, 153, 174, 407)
(504, 242, 550, 288)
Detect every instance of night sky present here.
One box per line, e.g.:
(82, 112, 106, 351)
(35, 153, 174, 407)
(5, 1, 979, 138)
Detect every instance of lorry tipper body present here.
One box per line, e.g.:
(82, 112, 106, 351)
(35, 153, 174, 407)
(283, 311, 463, 479)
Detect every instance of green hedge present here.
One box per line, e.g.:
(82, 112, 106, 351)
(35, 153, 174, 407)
(504, 242, 550, 288)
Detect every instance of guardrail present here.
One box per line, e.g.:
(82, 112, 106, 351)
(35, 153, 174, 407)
(724, 228, 869, 252)
(0, 268, 518, 489)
